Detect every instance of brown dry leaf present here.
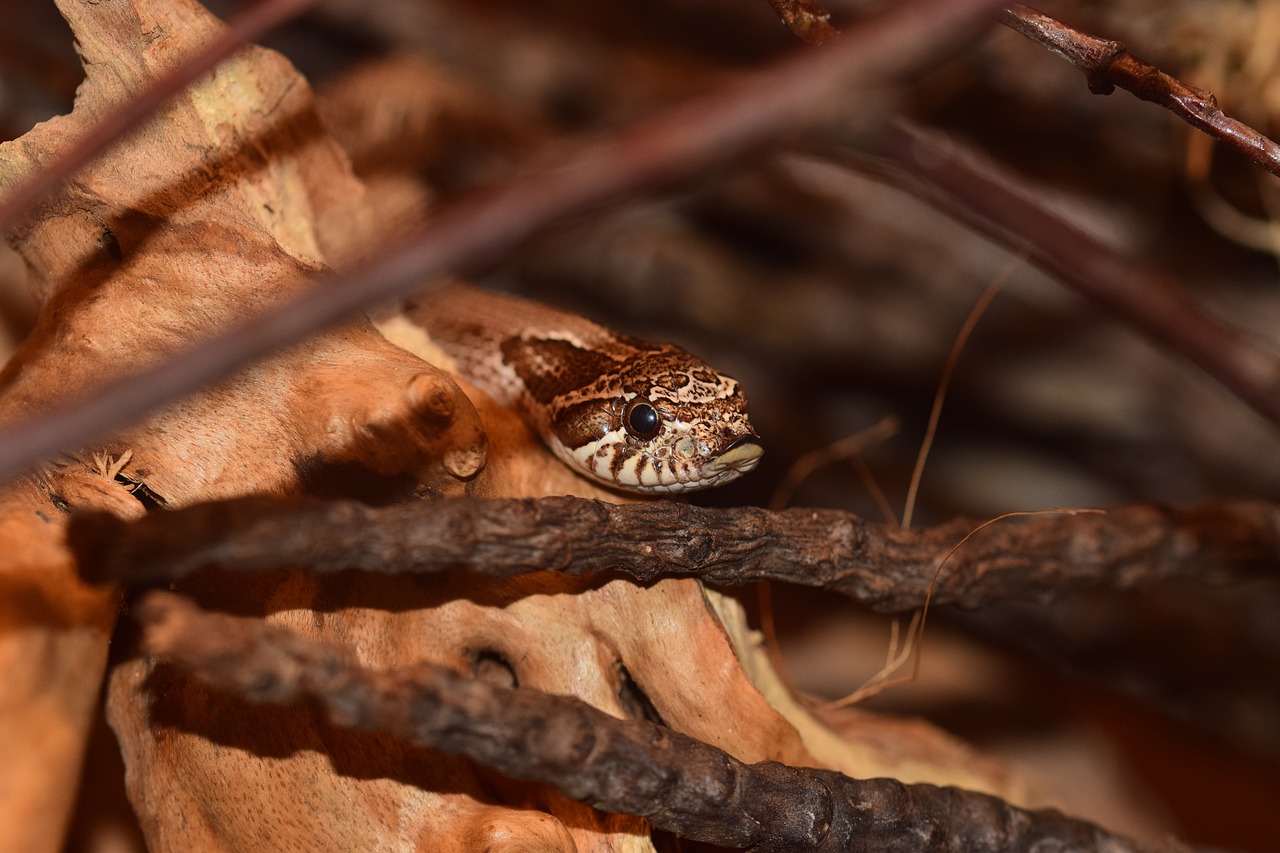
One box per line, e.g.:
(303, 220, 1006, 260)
(0, 0, 487, 506)
(0, 0, 484, 849)
(0, 487, 122, 853)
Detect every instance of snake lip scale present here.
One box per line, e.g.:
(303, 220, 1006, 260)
(403, 282, 763, 494)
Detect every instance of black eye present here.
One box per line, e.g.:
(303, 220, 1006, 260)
(623, 397, 661, 440)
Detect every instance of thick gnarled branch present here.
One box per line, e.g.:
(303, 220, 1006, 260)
(70, 495, 1275, 612)
(138, 591, 1163, 852)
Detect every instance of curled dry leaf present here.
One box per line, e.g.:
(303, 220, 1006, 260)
(0, 0, 483, 847)
(0, 0, 487, 507)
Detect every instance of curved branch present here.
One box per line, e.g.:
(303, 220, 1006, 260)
(998, 5, 1280, 179)
(138, 591, 1168, 852)
(69, 495, 1276, 612)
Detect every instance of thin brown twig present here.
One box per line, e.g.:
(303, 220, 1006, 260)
(69, 495, 1278, 612)
(997, 4, 1280, 180)
(0, 0, 1005, 486)
(768, 415, 898, 512)
(863, 120, 1280, 431)
(902, 255, 1019, 530)
(137, 590, 1167, 852)
(0, 0, 319, 234)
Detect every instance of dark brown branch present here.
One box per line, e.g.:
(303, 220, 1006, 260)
(998, 4, 1280, 179)
(0, 0, 319, 233)
(69, 495, 1275, 612)
(865, 120, 1280, 431)
(138, 590, 1166, 852)
(0, 0, 1005, 486)
(766, 0, 840, 45)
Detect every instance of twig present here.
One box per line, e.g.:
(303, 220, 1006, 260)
(768, 416, 898, 512)
(997, 4, 1280, 180)
(766, 0, 840, 45)
(0, 0, 1004, 486)
(69, 495, 1277, 612)
(902, 258, 1017, 530)
(865, 120, 1280, 431)
(137, 590, 1166, 852)
(0, 0, 318, 233)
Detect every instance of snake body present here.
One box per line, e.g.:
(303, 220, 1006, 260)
(403, 282, 762, 494)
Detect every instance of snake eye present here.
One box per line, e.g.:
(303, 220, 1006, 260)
(623, 397, 661, 440)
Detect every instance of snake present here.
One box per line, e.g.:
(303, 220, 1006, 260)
(400, 282, 762, 494)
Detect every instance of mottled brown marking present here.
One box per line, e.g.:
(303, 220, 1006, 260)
(550, 400, 612, 450)
(500, 337, 619, 405)
(612, 330, 669, 354)
(692, 368, 718, 385)
(610, 443, 630, 480)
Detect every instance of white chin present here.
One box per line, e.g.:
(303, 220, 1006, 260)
(564, 440, 756, 494)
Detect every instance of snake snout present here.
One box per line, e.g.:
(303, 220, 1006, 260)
(715, 434, 764, 469)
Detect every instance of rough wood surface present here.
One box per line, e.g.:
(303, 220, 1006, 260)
(135, 590, 1170, 852)
(71, 494, 1277, 609)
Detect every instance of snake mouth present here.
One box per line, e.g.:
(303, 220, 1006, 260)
(713, 434, 764, 469)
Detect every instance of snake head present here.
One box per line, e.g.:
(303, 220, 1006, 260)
(542, 344, 763, 494)
(415, 284, 762, 494)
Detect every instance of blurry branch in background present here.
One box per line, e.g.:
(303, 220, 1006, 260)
(857, 120, 1280, 431)
(761, 3, 1280, 434)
